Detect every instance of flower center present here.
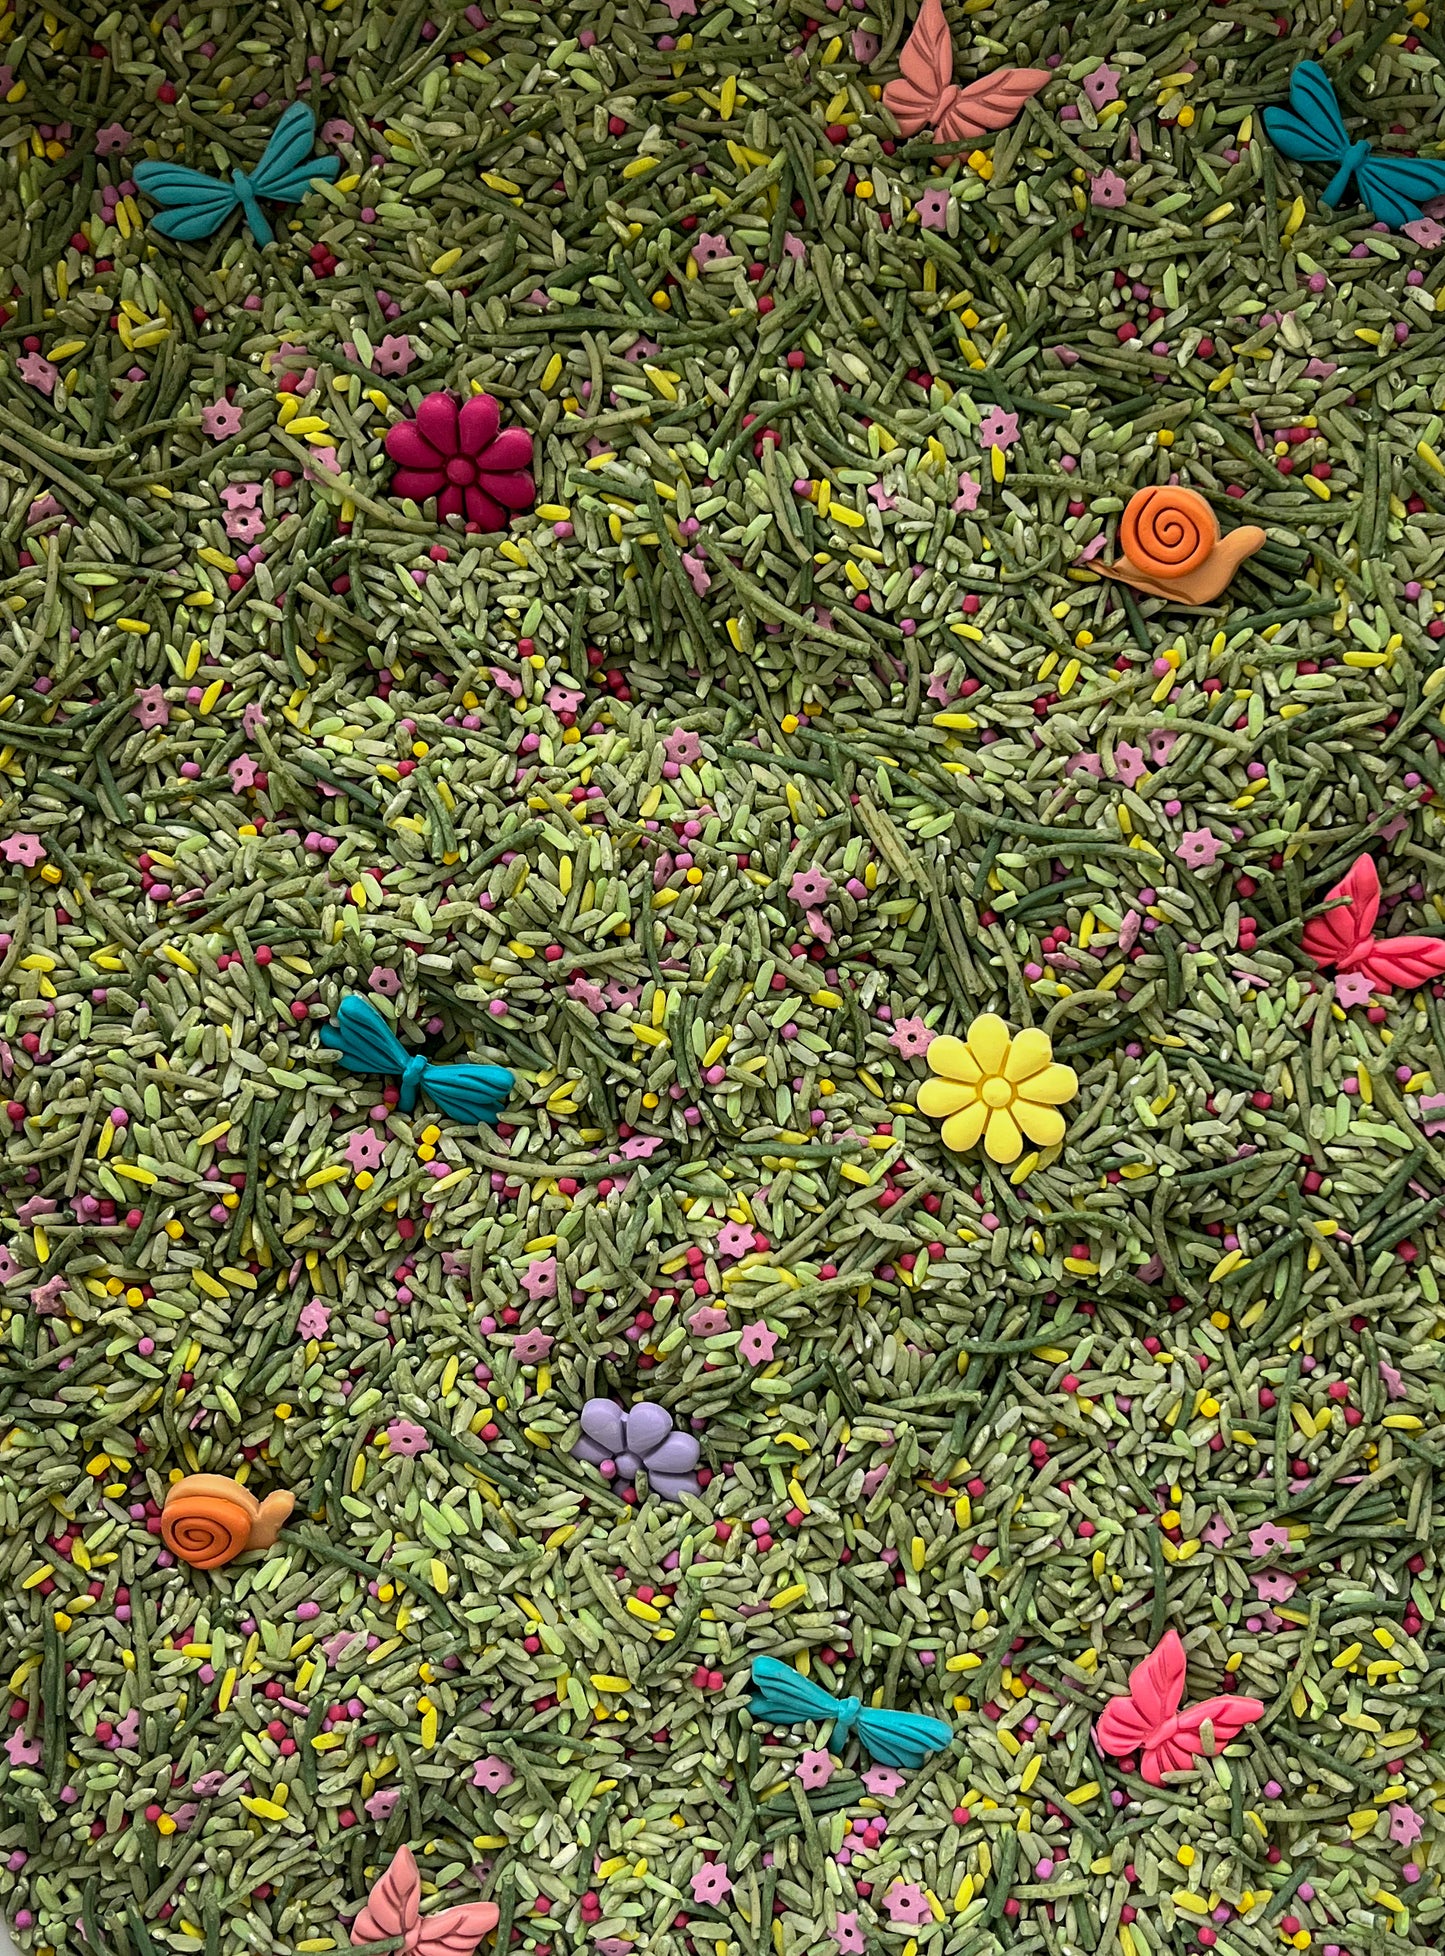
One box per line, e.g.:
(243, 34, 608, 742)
(446, 456, 477, 485)
(981, 1076, 1013, 1109)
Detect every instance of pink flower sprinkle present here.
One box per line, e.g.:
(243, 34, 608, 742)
(297, 1299, 331, 1340)
(888, 1015, 935, 1059)
(0, 834, 46, 868)
(739, 1320, 779, 1365)
(133, 685, 170, 730)
(16, 353, 58, 396)
(1090, 167, 1128, 209)
(796, 1748, 835, 1790)
(1176, 827, 1225, 870)
(386, 1419, 430, 1456)
(521, 1256, 558, 1300)
(471, 1755, 514, 1793)
(689, 231, 731, 268)
(344, 1128, 387, 1174)
(689, 1863, 733, 1906)
(977, 406, 1018, 451)
(200, 399, 244, 441)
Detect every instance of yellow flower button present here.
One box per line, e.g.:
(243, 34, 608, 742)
(916, 1013, 1077, 1164)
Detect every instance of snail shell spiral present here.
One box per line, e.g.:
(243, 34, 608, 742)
(1118, 486, 1217, 581)
(161, 1489, 252, 1569)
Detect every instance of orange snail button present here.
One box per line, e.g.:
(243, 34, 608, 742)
(161, 1474, 295, 1570)
(1097, 484, 1265, 606)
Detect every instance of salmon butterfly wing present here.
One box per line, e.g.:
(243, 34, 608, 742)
(1144, 1693, 1266, 1784)
(1301, 855, 1379, 970)
(881, 0, 955, 137)
(413, 1904, 501, 1956)
(353, 1847, 422, 1946)
(935, 69, 1051, 143)
(1354, 935, 1445, 989)
(1094, 1630, 1186, 1759)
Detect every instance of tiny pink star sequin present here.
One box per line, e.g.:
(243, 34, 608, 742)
(682, 548, 711, 596)
(1390, 1803, 1424, 1847)
(689, 1305, 729, 1337)
(1176, 826, 1225, 870)
(364, 1788, 400, 1820)
(883, 1882, 932, 1926)
(664, 728, 702, 767)
(1335, 971, 1373, 1008)
(369, 965, 402, 997)
(386, 1418, 430, 1456)
(221, 481, 263, 509)
(689, 1863, 733, 1906)
(796, 1748, 835, 1790)
(715, 1221, 756, 1259)
(95, 122, 132, 154)
(1081, 62, 1121, 108)
(471, 1755, 514, 1792)
(521, 1256, 557, 1299)
(0, 834, 46, 867)
(513, 1329, 554, 1363)
(915, 185, 950, 231)
(373, 333, 417, 376)
(228, 754, 259, 792)
(1112, 741, 1146, 789)
(1254, 1571, 1297, 1603)
(200, 399, 244, 441)
(16, 353, 57, 396)
(133, 685, 170, 730)
(830, 1912, 865, 1955)
(344, 1129, 387, 1174)
(953, 471, 981, 512)
(1201, 1514, 1232, 1548)
(1248, 1522, 1290, 1557)
(298, 1299, 331, 1339)
(739, 1320, 779, 1365)
(978, 406, 1018, 451)
(1380, 1359, 1407, 1400)
(861, 1765, 905, 1797)
(1090, 168, 1128, 209)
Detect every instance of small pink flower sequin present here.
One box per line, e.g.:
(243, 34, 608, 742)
(1176, 827, 1225, 870)
(521, 1256, 557, 1300)
(297, 1299, 331, 1339)
(386, 1419, 430, 1456)
(0, 834, 46, 867)
(1081, 62, 1120, 108)
(200, 399, 244, 441)
(739, 1320, 780, 1365)
(16, 353, 58, 396)
(689, 232, 731, 268)
(889, 1016, 935, 1058)
(133, 685, 170, 730)
(689, 1863, 733, 1906)
(1090, 168, 1128, 209)
(978, 406, 1018, 451)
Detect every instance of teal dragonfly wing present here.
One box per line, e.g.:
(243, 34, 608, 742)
(134, 103, 340, 244)
(1262, 61, 1445, 230)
